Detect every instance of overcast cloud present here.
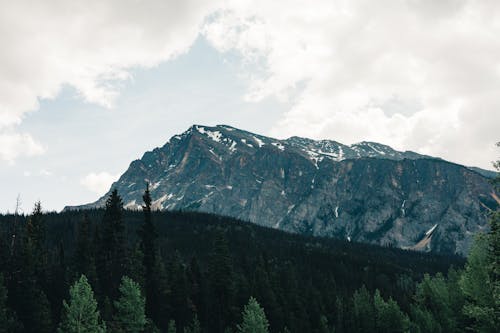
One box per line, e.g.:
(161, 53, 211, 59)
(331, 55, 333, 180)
(204, 0, 500, 168)
(0, 0, 499, 211)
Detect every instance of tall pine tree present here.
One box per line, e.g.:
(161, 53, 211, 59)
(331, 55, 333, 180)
(139, 184, 158, 319)
(207, 230, 235, 332)
(98, 189, 126, 298)
(74, 213, 97, 286)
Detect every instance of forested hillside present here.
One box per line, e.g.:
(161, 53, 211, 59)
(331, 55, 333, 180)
(1, 184, 498, 332)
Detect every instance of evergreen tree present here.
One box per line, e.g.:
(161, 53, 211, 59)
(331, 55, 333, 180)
(183, 315, 201, 333)
(167, 251, 192, 328)
(352, 285, 375, 332)
(208, 231, 235, 332)
(373, 289, 409, 333)
(0, 274, 15, 333)
(11, 202, 52, 333)
(460, 233, 498, 332)
(113, 276, 146, 333)
(459, 145, 499, 331)
(75, 214, 97, 286)
(58, 275, 106, 333)
(139, 183, 158, 319)
(98, 189, 126, 297)
(237, 297, 270, 333)
(318, 315, 333, 333)
(415, 273, 458, 332)
(167, 320, 177, 333)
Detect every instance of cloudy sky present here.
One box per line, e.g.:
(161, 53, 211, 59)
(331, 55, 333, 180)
(1, 0, 499, 213)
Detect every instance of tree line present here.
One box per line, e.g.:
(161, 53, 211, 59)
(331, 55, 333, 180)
(0, 179, 498, 332)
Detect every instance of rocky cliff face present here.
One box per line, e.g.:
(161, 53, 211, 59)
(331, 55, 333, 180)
(67, 125, 498, 255)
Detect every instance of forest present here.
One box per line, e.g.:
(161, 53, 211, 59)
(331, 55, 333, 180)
(0, 184, 498, 333)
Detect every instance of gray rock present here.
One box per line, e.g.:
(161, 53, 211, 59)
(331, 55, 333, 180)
(66, 125, 498, 255)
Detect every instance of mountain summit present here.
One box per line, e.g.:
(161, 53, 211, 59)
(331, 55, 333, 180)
(67, 125, 498, 255)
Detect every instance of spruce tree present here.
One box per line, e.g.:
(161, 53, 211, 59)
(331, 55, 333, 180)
(167, 320, 177, 333)
(237, 297, 270, 333)
(0, 274, 15, 333)
(373, 289, 409, 333)
(460, 233, 498, 332)
(98, 189, 126, 297)
(113, 276, 146, 333)
(352, 285, 375, 332)
(58, 275, 106, 333)
(11, 202, 52, 333)
(184, 315, 201, 333)
(75, 214, 97, 286)
(208, 231, 235, 332)
(139, 184, 157, 319)
(458, 147, 500, 332)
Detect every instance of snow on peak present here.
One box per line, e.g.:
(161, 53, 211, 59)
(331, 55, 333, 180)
(253, 136, 265, 147)
(272, 142, 285, 151)
(195, 126, 222, 142)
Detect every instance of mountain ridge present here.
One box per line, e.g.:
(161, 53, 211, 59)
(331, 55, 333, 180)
(66, 124, 498, 255)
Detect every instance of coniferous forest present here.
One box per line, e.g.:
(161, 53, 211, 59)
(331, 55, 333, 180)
(0, 182, 498, 333)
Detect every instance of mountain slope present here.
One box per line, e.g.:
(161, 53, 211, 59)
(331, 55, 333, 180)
(67, 125, 498, 255)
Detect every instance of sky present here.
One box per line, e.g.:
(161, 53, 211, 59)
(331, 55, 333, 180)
(1, 0, 499, 213)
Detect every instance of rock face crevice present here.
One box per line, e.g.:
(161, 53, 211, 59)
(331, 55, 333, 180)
(66, 125, 498, 255)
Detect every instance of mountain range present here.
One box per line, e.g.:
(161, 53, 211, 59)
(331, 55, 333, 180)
(66, 125, 498, 255)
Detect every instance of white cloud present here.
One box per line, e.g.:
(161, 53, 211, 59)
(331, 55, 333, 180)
(0, 0, 225, 160)
(0, 132, 46, 162)
(203, 0, 500, 169)
(2, 0, 499, 170)
(80, 172, 119, 195)
(39, 169, 52, 177)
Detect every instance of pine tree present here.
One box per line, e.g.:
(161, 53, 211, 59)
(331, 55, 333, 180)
(58, 275, 106, 333)
(139, 184, 158, 319)
(415, 273, 457, 332)
(75, 214, 97, 286)
(208, 231, 235, 332)
(167, 320, 177, 333)
(460, 233, 498, 332)
(352, 285, 375, 332)
(183, 315, 201, 333)
(113, 276, 146, 333)
(11, 202, 52, 333)
(0, 274, 15, 333)
(98, 189, 126, 297)
(167, 251, 192, 328)
(237, 297, 270, 333)
(373, 289, 409, 333)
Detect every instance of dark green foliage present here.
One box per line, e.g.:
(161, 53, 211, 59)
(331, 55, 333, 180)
(460, 233, 498, 332)
(208, 231, 236, 332)
(0, 274, 15, 333)
(0, 199, 486, 333)
(139, 184, 158, 319)
(97, 189, 127, 298)
(74, 213, 97, 286)
(237, 297, 269, 333)
(352, 285, 375, 332)
(167, 320, 177, 333)
(113, 276, 146, 333)
(183, 315, 201, 333)
(373, 289, 409, 333)
(58, 275, 105, 333)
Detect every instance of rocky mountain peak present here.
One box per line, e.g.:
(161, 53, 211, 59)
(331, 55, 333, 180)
(66, 124, 498, 255)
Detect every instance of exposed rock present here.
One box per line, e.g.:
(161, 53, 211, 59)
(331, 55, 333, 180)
(66, 125, 498, 255)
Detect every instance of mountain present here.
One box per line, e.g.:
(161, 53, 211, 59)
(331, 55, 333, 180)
(66, 125, 498, 255)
